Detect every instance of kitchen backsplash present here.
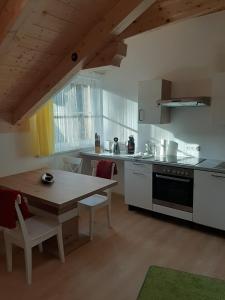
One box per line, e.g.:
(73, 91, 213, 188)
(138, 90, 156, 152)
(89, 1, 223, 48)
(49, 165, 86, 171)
(138, 106, 225, 160)
(138, 124, 200, 157)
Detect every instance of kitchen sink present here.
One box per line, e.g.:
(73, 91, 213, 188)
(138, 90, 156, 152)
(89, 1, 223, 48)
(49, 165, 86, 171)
(215, 162, 225, 170)
(141, 154, 154, 159)
(124, 154, 154, 159)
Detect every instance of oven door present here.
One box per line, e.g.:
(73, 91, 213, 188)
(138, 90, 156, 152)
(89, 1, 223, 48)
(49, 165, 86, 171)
(153, 173, 193, 212)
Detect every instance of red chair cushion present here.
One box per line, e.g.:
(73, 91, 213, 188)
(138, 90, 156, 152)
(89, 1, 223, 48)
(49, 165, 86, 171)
(96, 160, 117, 179)
(0, 189, 31, 229)
(19, 197, 32, 220)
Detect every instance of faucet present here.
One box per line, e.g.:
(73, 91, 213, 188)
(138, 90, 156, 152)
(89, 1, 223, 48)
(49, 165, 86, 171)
(144, 142, 156, 156)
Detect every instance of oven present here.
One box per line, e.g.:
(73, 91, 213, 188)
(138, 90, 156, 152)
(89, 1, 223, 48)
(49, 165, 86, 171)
(153, 164, 193, 213)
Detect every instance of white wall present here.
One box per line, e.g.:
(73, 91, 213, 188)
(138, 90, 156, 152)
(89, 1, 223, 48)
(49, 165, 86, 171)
(0, 131, 51, 177)
(102, 11, 225, 160)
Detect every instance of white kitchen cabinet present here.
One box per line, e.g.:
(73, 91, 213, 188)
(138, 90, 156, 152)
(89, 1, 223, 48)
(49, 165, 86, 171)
(212, 72, 225, 125)
(138, 79, 171, 124)
(193, 170, 225, 230)
(124, 161, 152, 210)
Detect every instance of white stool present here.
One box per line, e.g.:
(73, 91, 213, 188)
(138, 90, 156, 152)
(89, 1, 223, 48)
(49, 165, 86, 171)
(78, 160, 115, 240)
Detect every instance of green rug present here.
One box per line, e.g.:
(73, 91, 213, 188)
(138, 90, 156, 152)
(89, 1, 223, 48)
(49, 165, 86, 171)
(137, 266, 225, 300)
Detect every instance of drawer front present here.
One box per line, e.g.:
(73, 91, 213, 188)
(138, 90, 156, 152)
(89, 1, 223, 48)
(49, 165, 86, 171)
(125, 161, 152, 174)
(125, 168, 152, 210)
(193, 170, 225, 230)
(153, 204, 192, 221)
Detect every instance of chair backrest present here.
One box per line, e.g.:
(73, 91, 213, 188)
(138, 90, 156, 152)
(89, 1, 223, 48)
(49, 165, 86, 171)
(15, 197, 29, 241)
(91, 160, 98, 177)
(63, 156, 83, 173)
(91, 160, 115, 179)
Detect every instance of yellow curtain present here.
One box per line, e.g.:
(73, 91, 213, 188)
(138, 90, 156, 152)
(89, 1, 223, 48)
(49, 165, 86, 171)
(29, 100, 54, 156)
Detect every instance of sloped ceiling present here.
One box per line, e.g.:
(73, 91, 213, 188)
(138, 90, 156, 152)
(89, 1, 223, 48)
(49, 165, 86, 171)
(0, 0, 120, 117)
(0, 0, 224, 124)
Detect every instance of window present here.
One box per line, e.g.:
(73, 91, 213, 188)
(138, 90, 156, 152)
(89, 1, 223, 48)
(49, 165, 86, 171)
(53, 75, 102, 153)
(52, 74, 138, 154)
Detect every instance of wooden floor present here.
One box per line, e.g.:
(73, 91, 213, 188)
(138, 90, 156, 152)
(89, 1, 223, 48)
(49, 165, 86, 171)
(1, 194, 225, 300)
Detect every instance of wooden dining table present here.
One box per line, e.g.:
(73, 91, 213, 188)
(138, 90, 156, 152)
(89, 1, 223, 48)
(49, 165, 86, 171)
(0, 168, 117, 253)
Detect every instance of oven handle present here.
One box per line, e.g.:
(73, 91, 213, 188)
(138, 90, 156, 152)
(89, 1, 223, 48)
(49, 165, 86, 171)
(156, 174, 191, 183)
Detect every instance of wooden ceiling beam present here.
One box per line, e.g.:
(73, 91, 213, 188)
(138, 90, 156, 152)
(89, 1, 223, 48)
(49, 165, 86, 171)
(0, 0, 28, 45)
(12, 0, 156, 124)
(84, 41, 127, 69)
(118, 0, 225, 40)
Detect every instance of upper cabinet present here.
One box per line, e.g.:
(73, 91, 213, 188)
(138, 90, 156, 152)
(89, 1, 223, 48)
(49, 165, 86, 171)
(212, 72, 225, 124)
(138, 79, 172, 124)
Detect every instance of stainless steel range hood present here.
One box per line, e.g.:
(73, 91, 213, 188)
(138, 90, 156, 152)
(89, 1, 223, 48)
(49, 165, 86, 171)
(157, 96, 211, 107)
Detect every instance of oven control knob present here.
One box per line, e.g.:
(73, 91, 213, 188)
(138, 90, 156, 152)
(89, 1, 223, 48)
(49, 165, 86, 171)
(181, 171, 184, 175)
(185, 172, 189, 176)
(177, 171, 180, 175)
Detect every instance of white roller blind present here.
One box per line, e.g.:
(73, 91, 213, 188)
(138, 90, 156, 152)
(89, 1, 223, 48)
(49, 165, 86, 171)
(53, 75, 102, 153)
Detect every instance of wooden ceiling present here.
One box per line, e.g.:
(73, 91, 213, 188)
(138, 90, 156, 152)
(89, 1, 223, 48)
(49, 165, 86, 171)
(0, 0, 224, 124)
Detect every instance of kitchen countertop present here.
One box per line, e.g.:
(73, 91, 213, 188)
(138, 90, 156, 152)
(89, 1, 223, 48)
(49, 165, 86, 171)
(80, 150, 225, 174)
(195, 159, 225, 173)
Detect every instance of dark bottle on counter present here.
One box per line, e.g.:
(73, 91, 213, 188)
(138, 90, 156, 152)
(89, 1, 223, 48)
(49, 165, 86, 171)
(127, 135, 135, 154)
(95, 132, 101, 153)
(113, 137, 120, 154)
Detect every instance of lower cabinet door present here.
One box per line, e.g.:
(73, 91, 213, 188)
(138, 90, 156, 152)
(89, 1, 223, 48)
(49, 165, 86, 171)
(193, 170, 225, 230)
(125, 167, 152, 210)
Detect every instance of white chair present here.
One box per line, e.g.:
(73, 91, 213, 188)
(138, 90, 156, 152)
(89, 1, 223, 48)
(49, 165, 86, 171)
(3, 196, 65, 285)
(63, 156, 83, 173)
(78, 160, 115, 240)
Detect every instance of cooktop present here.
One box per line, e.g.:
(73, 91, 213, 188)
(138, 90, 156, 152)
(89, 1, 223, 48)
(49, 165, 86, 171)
(153, 155, 205, 166)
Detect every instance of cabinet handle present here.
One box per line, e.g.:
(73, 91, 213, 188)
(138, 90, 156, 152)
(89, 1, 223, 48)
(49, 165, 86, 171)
(138, 109, 144, 122)
(133, 162, 145, 166)
(133, 172, 145, 176)
(211, 174, 225, 179)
